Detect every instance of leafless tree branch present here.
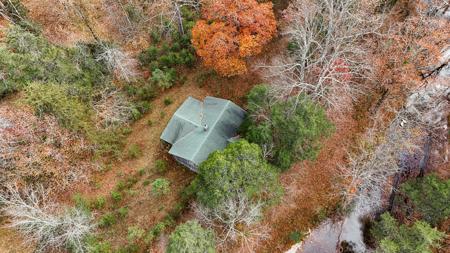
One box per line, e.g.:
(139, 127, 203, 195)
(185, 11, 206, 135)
(0, 185, 95, 253)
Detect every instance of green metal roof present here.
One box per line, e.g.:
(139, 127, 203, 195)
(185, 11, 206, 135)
(160, 96, 246, 166)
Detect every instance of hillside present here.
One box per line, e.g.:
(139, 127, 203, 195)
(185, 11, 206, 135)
(0, 0, 449, 253)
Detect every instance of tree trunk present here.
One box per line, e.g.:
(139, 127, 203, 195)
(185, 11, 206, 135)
(174, 2, 184, 35)
(418, 134, 432, 178)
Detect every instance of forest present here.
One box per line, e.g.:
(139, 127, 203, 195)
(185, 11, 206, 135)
(0, 0, 449, 252)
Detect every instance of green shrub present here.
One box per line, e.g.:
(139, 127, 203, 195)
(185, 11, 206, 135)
(133, 101, 152, 115)
(86, 237, 112, 253)
(92, 196, 106, 210)
(154, 159, 167, 173)
(116, 243, 139, 253)
(99, 213, 116, 227)
(139, 46, 160, 66)
(400, 175, 450, 226)
(92, 128, 128, 158)
(127, 226, 145, 242)
(1, 26, 106, 98)
(23, 82, 92, 133)
(117, 207, 129, 218)
(115, 180, 126, 191)
(164, 97, 173, 106)
(242, 85, 334, 170)
(110, 191, 123, 203)
(138, 167, 146, 176)
(127, 144, 142, 159)
(144, 222, 166, 244)
(151, 178, 170, 196)
(288, 231, 305, 243)
(167, 220, 216, 253)
(150, 30, 161, 43)
(151, 68, 176, 89)
(371, 213, 444, 253)
(195, 140, 280, 208)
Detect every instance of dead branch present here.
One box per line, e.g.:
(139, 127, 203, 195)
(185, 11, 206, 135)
(193, 192, 268, 251)
(0, 184, 95, 253)
(257, 0, 384, 113)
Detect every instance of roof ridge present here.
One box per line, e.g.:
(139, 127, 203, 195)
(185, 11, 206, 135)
(174, 113, 202, 127)
(190, 99, 231, 163)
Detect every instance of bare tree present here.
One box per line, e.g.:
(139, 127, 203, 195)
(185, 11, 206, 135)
(101, 0, 200, 41)
(93, 87, 135, 129)
(339, 82, 449, 215)
(193, 192, 268, 251)
(0, 106, 93, 192)
(258, 0, 383, 112)
(0, 185, 95, 253)
(145, 0, 200, 37)
(0, 0, 26, 24)
(95, 45, 138, 82)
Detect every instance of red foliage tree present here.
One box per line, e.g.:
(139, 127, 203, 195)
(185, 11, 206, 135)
(191, 0, 277, 77)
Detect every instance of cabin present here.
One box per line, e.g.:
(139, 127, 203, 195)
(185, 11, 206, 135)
(160, 96, 246, 172)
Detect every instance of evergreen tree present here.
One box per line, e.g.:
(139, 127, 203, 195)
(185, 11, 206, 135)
(401, 175, 450, 226)
(195, 140, 280, 208)
(242, 85, 334, 170)
(371, 213, 444, 253)
(166, 220, 215, 253)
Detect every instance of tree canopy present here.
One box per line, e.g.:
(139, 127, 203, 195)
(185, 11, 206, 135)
(194, 140, 280, 208)
(166, 220, 216, 253)
(191, 0, 277, 76)
(371, 213, 444, 253)
(400, 175, 450, 226)
(241, 85, 334, 170)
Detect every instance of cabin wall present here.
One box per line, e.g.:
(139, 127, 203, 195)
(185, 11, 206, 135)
(173, 155, 198, 172)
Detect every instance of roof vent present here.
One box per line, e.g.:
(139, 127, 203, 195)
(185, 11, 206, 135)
(203, 124, 208, 131)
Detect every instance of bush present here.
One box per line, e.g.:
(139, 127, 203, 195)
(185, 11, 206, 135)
(23, 82, 92, 133)
(110, 191, 123, 203)
(86, 237, 111, 253)
(92, 197, 106, 210)
(99, 213, 116, 228)
(144, 221, 169, 244)
(164, 97, 173, 106)
(371, 213, 444, 253)
(91, 128, 128, 158)
(167, 220, 216, 253)
(151, 68, 176, 89)
(195, 140, 280, 208)
(127, 144, 142, 159)
(127, 226, 145, 242)
(400, 175, 450, 226)
(1, 26, 106, 99)
(154, 159, 167, 173)
(138, 46, 160, 66)
(117, 207, 129, 218)
(242, 85, 334, 170)
(151, 178, 170, 196)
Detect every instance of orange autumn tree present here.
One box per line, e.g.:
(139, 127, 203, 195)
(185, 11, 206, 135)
(191, 0, 277, 77)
